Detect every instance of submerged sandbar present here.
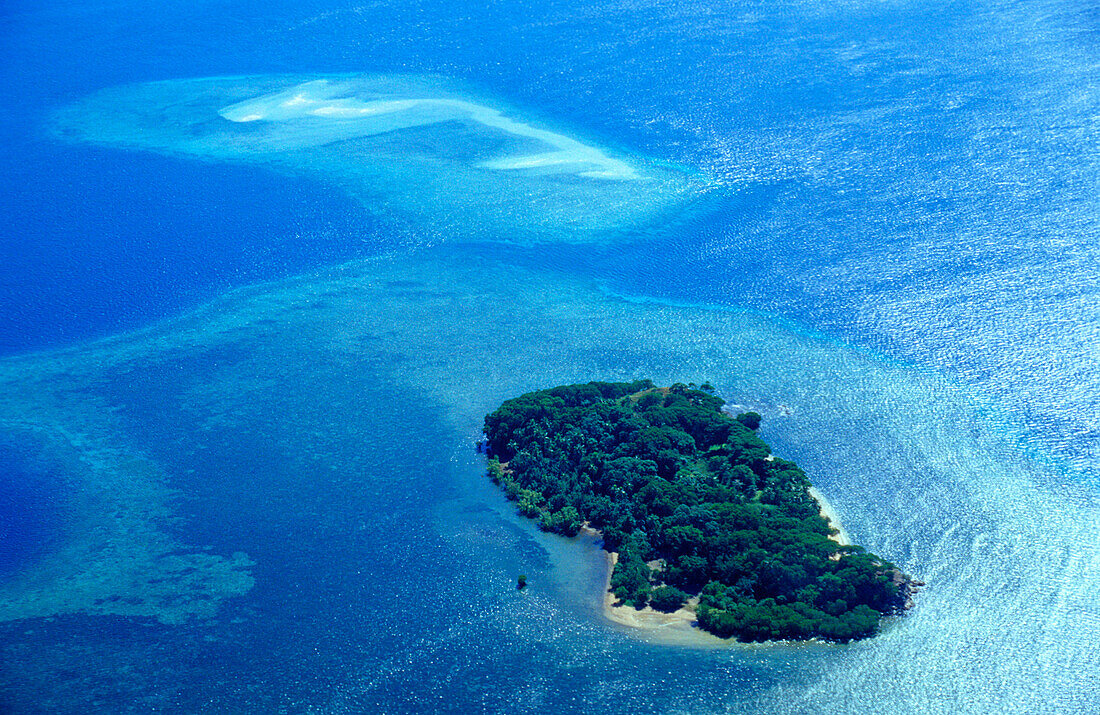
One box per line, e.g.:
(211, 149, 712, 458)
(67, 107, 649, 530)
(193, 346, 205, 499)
(52, 74, 711, 245)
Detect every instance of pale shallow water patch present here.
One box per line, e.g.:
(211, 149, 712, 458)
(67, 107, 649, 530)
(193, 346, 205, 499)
(1, 251, 1096, 711)
(218, 79, 639, 180)
(52, 74, 710, 245)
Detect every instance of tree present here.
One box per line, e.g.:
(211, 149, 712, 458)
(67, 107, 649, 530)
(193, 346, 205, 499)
(482, 381, 914, 643)
(650, 585, 689, 613)
(736, 412, 762, 430)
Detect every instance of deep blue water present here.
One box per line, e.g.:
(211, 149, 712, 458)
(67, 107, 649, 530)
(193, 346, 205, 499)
(0, 438, 62, 578)
(6, 0, 1098, 476)
(3, 0, 1100, 712)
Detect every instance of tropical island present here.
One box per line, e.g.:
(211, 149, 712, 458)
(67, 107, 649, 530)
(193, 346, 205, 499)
(483, 380, 917, 643)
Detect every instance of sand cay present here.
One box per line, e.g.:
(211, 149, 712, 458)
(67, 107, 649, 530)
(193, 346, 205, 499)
(53, 73, 711, 245)
(218, 79, 640, 180)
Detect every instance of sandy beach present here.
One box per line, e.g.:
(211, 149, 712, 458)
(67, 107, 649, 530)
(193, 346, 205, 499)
(599, 550, 726, 647)
(590, 485, 851, 646)
(807, 486, 852, 546)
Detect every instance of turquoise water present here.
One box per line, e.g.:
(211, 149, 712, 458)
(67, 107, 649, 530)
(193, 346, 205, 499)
(2, 253, 1097, 711)
(52, 75, 710, 247)
(3, 0, 1100, 712)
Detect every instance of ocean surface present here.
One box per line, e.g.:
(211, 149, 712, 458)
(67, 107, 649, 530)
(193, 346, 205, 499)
(2, 0, 1099, 712)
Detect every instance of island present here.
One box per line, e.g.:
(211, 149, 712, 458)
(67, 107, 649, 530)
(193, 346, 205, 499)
(483, 380, 917, 643)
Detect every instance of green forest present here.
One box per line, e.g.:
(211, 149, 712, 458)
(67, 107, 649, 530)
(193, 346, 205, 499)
(483, 380, 915, 643)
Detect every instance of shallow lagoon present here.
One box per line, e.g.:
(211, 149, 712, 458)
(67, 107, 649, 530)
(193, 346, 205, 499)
(1, 248, 1097, 712)
(4, 0, 1100, 711)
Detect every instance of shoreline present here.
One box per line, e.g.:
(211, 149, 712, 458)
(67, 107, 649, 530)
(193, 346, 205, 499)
(599, 550, 727, 647)
(579, 526, 725, 647)
(585, 485, 853, 645)
(808, 486, 852, 546)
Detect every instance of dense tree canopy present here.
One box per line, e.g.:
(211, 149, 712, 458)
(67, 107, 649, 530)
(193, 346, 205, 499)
(484, 381, 914, 643)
